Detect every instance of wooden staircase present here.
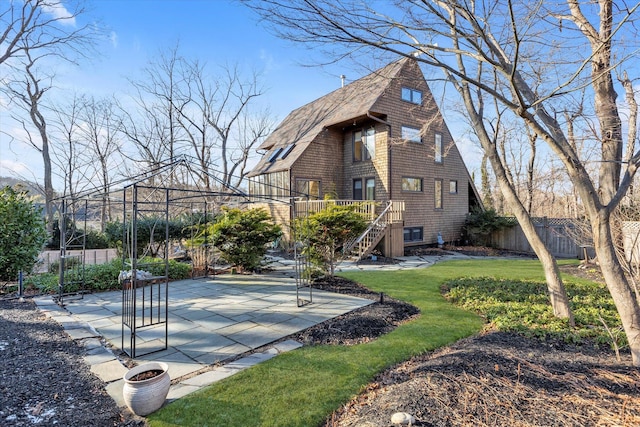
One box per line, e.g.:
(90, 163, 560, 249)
(343, 201, 394, 261)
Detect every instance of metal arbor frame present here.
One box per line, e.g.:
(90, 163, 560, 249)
(293, 198, 313, 307)
(54, 157, 307, 358)
(56, 198, 88, 306)
(119, 180, 245, 358)
(120, 184, 171, 358)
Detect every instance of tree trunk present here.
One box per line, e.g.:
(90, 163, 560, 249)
(494, 161, 574, 324)
(592, 213, 640, 365)
(460, 83, 574, 323)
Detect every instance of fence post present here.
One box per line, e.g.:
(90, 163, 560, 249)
(544, 216, 549, 248)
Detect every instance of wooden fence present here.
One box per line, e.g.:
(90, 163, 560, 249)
(36, 248, 118, 273)
(490, 218, 580, 259)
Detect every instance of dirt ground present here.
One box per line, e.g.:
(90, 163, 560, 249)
(0, 298, 145, 427)
(324, 330, 640, 426)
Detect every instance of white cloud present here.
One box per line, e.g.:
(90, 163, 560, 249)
(109, 31, 118, 48)
(40, 1, 76, 26)
(0, 158, 30, 176)
(259, 49, 279, 73)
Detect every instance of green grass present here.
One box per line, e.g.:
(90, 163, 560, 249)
(148, 259, 622, 426)
(149, 259, 563, 427)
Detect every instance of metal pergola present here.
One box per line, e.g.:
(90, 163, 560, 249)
(55, 157, 313, 358)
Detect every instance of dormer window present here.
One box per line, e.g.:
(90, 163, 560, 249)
(401, 87, 422, 104)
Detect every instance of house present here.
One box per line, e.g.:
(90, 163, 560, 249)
(247, 57, 481, 258)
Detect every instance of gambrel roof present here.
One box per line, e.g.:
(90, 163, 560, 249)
(248, 58, 411, 177)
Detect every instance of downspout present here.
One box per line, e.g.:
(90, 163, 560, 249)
(366, 112, 392, 199)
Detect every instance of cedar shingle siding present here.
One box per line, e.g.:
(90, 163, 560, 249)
(247, 57, 480, 253)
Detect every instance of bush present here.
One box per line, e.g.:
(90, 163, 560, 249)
(135, 257, 191, 280)
(46, 220, 110, 250)
(0, 187, 48, 281)
(294, 203, 368, 276)
(27, 257, 192, 293)
(205, 207, 282, 272)
(48, 256, 83, 273)
(104, 215, 212, 257)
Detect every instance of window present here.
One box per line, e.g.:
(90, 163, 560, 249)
(401, 87, 422, 104)
(401, 126, 421, 143)
(435, 179, 443, 209)
(435, 133, 443, 163)
(248, 171, 290, 198)
(402, 177, 423, 192)
(279, 143, 295, 159)
(296, 179, 321, 200)
(403, 227, 424, 242)
(449, 180, 458, 194)
(365, 178, 376, 200)
(353, 128, 375, 162)
(354, 178, 375, 200)
(353, 179, 363, 200)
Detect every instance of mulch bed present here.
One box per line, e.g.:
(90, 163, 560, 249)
(0, 299, 145, 427)
(325, 331, 640, 426)
(295, 276, 420, 346)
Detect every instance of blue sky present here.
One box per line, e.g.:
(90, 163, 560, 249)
(0, 0, 480, 186)
(69, 0, 348, 107)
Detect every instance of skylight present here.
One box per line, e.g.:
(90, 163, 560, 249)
(268, 147, 283, 162)
(279, 143, 295, 159)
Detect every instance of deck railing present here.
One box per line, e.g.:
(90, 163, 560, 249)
(293, 199, 404, 223)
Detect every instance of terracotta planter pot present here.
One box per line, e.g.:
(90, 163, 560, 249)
(122, 362, 170, 416)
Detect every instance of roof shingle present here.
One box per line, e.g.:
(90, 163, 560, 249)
(248, 58, 410, 177)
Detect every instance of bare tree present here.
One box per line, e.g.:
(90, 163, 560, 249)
(0, 0, 93, 66)
(0, 0, 98, 230)
(173, 61, 275, 190)
(122, 46, 275, 191)
(79, 96, 124, 229)
(243, 0, 640, 363)
(3, 48, 57, 228)
(48, 93, 89, 202)
(123, 45, 186, 179)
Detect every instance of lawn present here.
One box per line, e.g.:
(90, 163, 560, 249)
(148, 259, 578, 427)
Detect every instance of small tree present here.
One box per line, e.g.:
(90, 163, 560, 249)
(295, 204, 368, 276)
(208, 207, 281, 272)
(0, 187, 48, 281)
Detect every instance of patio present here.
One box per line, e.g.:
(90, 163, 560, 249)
(35, 266, 374, 406)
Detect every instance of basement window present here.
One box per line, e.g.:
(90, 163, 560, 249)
(403, 227, 424, 242)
